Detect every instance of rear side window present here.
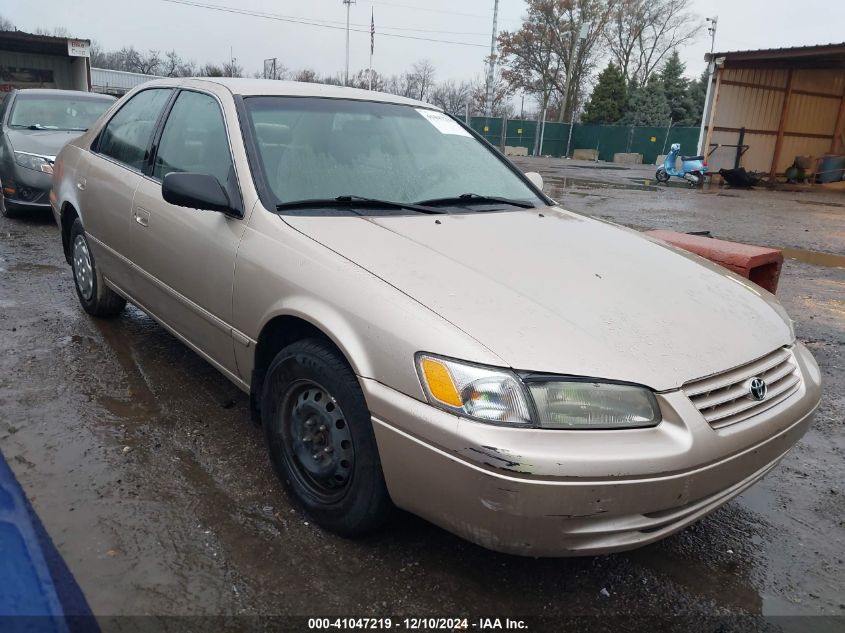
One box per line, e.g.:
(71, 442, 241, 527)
(97, 88, 172, 171)
(152, 90, 233, 186)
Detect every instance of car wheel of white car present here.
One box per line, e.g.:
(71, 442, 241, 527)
(69, 218, 126, 317)
(261, 338, 391, 536)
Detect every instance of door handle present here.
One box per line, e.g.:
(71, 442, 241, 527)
(76, 178, 86, 191)
(134, 207, 150, 227)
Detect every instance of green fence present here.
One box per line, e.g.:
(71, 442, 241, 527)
(468, 117, 700, 165)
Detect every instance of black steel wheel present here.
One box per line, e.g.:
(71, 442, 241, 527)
(261, 338, 391, 536)
(281, 379, 355, 503)
(655, 167, 670, 183)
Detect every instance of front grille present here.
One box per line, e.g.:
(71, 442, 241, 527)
(683, 347, 801, 429)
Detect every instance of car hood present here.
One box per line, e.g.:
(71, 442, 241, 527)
(283, 207, 793, 391)
(6, 128, 84, 158)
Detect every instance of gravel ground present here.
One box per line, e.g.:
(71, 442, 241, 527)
(0, 164, 843, 630)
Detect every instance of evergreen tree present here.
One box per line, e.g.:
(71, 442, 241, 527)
(659, 51, 696, 125)
(581, 63, 627, 124)
(620, 75, 671, 126)
(686, 68, 709, 126)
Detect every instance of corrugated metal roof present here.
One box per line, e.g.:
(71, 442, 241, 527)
(706, 42, 845, 63)
(91, 68, 164, 91)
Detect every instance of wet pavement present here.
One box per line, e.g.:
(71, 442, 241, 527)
(1, 173, 843, 626)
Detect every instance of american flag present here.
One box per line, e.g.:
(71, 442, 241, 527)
(370, 9, 375, 55)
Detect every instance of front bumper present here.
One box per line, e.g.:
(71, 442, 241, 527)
(363, 343, 821, 557)
(2, 166, 52, 211)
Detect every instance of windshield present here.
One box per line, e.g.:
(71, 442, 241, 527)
(9, 93, 114, 131)
(244, 97, 543, 209)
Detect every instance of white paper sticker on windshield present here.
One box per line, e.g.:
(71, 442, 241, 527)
(416, 108, 472, 137)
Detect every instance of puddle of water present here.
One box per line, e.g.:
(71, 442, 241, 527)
(795, 199, 845, 209)
(781, 248, 845, 269)
(9, 263, 61, 273)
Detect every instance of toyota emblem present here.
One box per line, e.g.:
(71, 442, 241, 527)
(748, 377, 768, 401)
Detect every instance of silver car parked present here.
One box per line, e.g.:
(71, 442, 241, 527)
(52, 78, 821, 556)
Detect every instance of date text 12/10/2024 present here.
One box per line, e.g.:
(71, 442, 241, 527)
(307, 618, 529, 630)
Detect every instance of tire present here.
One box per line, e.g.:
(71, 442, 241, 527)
(261, 338, 391, 536)
(69, 218, 126, 317)
(655, 167, 670, 183)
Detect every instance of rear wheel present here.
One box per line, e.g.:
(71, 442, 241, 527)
(655, 167, 670, 183)
(261, 338, 391, 536)
(70, 218, 126, 317)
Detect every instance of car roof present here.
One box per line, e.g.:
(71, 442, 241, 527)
(138, 77, 441, 111)
(12, 88, 115, 100)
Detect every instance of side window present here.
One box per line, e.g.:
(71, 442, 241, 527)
(97, 88, 172, 171)
(152, 91, 234, 187)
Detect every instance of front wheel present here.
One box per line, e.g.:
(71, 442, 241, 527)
(261, 338, 391, 536)
(70, 218, 126, 317)
(655, 167, 670, 183)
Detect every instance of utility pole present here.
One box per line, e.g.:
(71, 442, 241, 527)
(484, 0, 499, 117)
(343, 0, 355, 86)
(697, 16, 719, 154)
(564, 22, 591, 158)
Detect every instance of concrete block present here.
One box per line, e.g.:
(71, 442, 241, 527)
(613, 152, 643, 165)
(645, 229, 783, 294)
(504, 146, 528, 157)
(572, 149, 599, 161)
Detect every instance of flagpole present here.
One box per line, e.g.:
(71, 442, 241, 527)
(368, 8, 374, 90)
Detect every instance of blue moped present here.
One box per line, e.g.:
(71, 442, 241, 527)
(656, 143, 707, 187)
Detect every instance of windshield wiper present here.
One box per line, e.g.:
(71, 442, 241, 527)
(276, 195, 445, 214)
(26, 124, 59, 130)
(414, 193, 536, 209)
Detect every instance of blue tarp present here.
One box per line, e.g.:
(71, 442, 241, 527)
(0, 449, 98, 632)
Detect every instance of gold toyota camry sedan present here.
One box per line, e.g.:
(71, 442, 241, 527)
(51, 78, 822, 556)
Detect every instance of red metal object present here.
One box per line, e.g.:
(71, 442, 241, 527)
(645, 229, 783, 294)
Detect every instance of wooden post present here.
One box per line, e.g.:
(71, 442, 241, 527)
(702, 67, 723, 161)
(831, 88, 845, 154)
(769, 69, 794, 179)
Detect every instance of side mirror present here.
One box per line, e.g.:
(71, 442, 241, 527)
(525, 171, 544, 191)
(162, 172, 232, 213)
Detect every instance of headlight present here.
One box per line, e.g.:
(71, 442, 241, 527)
(526, 380, 660, 429)
(416, 354, 532, 424)
(416, 354, 661, 429)
(14, 151, 53, 174)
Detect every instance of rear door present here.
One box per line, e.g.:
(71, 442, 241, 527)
(126, 88, 245, 375)
(78, 88, 173, 289)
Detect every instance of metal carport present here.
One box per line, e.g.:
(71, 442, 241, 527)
(698, 42, 845, 181)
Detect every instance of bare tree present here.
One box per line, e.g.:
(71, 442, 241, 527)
(605, 0, 701, 85)
(33, 26, 72, 37)
(349, 69, 385, 91)
(262, 60, 289, 80)
(408, 59, 436, 102)
(548, 0, 615, 122)
(222, 59, 244, 78)
(160, 50, 196, 77)
(498, 1, 566, 123)
(382, 73, 415, 99)
(122, 47, 162, 75)
(431, 79, 472, 115)
(292, 68, 320, 83)
(471, 70, 513, 117)
(199, 63, 225, 77)
(0, 14, 15, 31)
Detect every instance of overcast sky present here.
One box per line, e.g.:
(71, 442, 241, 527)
(4, 0, 844, 85)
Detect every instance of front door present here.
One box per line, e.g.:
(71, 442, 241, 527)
(126, 89, 245, 376)
(78, 88, 173, 289)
